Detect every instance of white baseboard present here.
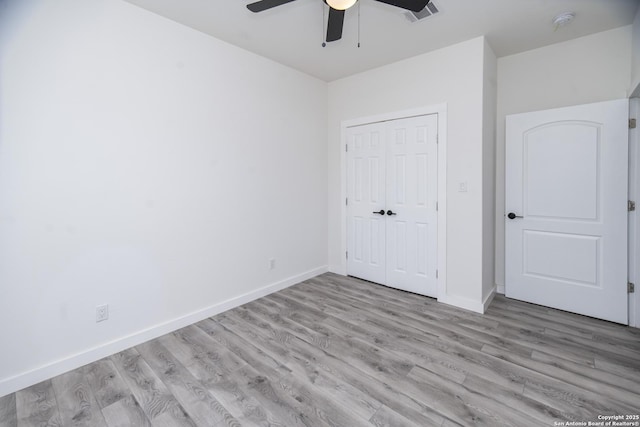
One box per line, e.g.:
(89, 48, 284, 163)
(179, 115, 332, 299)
(438, 294, 485, 314)
(483, 286, 497, 311)
(328, 264, 347, 275)
(0, 266, 328, 398)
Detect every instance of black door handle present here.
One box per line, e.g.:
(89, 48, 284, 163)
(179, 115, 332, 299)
(386, 210, 397, 216)
(507, 212, 523, 219)
(373, 210, 385, 215)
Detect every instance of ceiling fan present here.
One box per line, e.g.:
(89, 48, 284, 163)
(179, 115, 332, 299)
(246, 0, 431, 43)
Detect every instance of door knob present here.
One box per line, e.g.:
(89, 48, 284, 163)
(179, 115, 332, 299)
(373, 210, 385, 215)
(507, 212, 523, 219)
(386, 210, 397, 216)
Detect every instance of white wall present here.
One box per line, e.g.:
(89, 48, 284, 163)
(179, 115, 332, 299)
(495, 26, 632, 291)
(482, 39, 497, 306)
(632, 7, 640, 92)
(328, 37, 491, 311)
(0, 0, 328, 396)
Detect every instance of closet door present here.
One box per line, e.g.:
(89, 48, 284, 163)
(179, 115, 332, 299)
(346, 114, 438, 298)
(346, 122, 387, 284)
(386, 115, 438, 297)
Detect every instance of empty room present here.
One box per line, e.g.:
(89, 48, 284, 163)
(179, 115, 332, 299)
(1, 0, 640, 425)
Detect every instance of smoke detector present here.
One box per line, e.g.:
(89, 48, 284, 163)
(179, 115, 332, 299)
(406, 1, 440, 22)
(552, 12, 575, 27)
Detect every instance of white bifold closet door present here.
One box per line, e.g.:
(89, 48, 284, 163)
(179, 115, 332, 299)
(346, 114, 438, 297)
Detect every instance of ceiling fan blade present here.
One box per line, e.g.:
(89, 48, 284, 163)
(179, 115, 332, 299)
(247, 0, 297, 13)
(326, 7, 345, 42)
(374, 0, 430, 12)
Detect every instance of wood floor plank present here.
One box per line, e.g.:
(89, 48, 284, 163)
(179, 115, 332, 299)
(84, 359, 131, 410)
(50, 369, 107, 426)
(259, 291, 329, 325)
(369, 404, 424, 427)
(216, 363, 311, 427)
(301, 278, 535, 360)
(282, 283, 529, 394)
(218, 304, 445, 426)
(226, 302, 446, 426)
(136, 339, 239, 427)
(101, 396, 151, 427)
(163, 325, 247, 384)
(481, 344, 639, 414)
(226, 304, 415, 383)
(15, 380, 61, 427)
(317, 274, 490, 328)
(523, 379, 629, 421)
(319, 310, 523, 394)
(259, 367, 373, 427)
(110, 348, 197, 426)
(479, 312, 597, 367)
(488, 300, 640, 363)
(287, 282, 493, 354)
(195, 317, 293, 379)
(544, 326, 640, 360)
(229, 304, 382, 426)
(459, 370, 569, 425)
(593, 357, 640, 381)
(530, 349, 640, 395)
(197, 317, 382, 423)
(158, 326, 277, 426)
(327, 284, 533, 358)
(406, 366, 538, 427)
(491, 294, 640, 341)
(303, 276, 452, 324)
(0, 393, 17, 427)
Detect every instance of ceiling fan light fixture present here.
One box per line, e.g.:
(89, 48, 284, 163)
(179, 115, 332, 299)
(326, 0, 357, 11)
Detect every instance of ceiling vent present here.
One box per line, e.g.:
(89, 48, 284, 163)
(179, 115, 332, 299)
(405, 1, 439, 22)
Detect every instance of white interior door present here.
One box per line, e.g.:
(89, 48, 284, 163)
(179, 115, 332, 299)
(347, 114, 438, 297)
(346, 123, 387, 284)
(505, 99, 629, 324)
(386, 115, 438, 296)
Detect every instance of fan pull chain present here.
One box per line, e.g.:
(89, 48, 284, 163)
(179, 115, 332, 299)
(357, 0, 361, 48)
(322, 3, 327, 47)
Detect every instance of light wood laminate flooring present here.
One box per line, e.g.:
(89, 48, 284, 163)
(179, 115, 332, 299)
(2, 273, 640, 426)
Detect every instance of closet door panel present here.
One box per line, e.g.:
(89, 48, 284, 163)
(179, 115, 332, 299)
(386, 115, 438, 297)
(346, 123, 387, 284)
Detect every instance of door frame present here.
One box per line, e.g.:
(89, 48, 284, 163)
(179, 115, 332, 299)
(337, 103, 448, 300)
(630, 96, 639, 328)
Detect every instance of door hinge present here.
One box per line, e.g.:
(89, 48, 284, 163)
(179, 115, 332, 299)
(629, 282, 635, 293)
(346, 251, 348, 260)
(436, 269, 439, 279)
(630, 118, 637, 129)
(436, 201, 438, 212)
(346, 198, 348, 206)
(629, 200, 636, 212)
(345, 144, 348, 152)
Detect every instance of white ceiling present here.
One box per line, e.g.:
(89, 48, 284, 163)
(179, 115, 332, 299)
(124, 0, 639, 81)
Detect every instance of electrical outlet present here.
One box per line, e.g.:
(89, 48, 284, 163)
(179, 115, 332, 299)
(96, 304, 109, 323)
(269, 258, 276, 270)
